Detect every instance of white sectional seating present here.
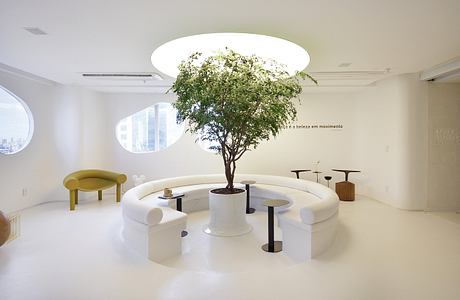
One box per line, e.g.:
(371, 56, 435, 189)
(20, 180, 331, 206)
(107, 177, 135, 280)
(121, 174, 339, 262)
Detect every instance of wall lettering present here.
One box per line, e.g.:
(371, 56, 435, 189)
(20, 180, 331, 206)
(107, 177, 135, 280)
(284, 124, 344, 130)
(435, 128, 460, 144)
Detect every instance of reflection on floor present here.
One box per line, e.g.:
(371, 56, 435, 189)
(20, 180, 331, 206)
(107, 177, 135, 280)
(163, 209, 295, 273)
(0, 195, 459, 300)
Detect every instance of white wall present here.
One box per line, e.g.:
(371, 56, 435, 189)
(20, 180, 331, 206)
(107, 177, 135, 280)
(426, 82, 460, 211)
(351, 74, 428, 210)
(0, 68, 106, 213)
(1, 68, 442, 213)
(103, 92, 223, 185)
(102, 76, 431, 211)
(79, 89, 110, 169)
(102, 90, 360, 189)
(239, 91, 357, 180)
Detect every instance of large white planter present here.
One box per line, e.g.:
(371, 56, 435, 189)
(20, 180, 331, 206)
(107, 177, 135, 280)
(203, 189, 252, 236)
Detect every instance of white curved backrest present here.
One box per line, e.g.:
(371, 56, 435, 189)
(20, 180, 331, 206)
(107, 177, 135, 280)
(122, 174, 339, 226)
(122, 188, 163, 225)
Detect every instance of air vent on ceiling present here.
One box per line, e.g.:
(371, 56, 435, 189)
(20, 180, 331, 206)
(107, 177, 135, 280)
(81, 72, 163, 80)
(310, 69, 390, 79)
(308, 69, 390, 81)
(23, 27, 47, 35)
(302, 69, 391, 87)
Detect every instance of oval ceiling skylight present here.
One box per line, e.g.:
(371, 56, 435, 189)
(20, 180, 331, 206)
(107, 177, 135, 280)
(151, 33, 310, 78)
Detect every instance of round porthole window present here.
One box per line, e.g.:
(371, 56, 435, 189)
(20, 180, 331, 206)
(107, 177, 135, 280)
(0, 86, 34, 155)
(116, 102, 184, 153)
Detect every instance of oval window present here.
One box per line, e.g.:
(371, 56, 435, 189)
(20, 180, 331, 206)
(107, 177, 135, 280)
(116, 102, 184, 153)
(0, 86, 34, 155)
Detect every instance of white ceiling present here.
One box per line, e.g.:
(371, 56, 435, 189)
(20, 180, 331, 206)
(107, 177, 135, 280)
(1, 0, 460, 92)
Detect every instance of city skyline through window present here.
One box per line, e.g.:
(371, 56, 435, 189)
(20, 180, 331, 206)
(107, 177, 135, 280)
(0, 86, 33, 154)
(116, 102, 184, 153)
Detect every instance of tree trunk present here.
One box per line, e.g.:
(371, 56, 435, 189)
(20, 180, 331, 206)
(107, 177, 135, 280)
(224, 161, 234, 190)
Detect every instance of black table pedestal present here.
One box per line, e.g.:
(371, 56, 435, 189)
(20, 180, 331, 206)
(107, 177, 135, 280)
(245, 184, 256, 214)
(262, 206, 283, 253)
(262, 241, 283, 252)
(175, 197, 188, 237)
(241, 180, 256, 214)
(159, 194, 188, 237)
(313, 171, 322, 183)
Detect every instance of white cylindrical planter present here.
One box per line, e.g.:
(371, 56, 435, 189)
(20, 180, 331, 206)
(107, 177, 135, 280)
(204, 189, 252, 236)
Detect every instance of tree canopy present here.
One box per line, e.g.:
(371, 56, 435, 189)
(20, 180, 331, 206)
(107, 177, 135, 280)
(171, 49, 315, 191)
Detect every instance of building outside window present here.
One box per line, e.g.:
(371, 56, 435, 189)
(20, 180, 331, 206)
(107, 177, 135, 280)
(116, 102, 183, 153)
(0, 86, 34, 155)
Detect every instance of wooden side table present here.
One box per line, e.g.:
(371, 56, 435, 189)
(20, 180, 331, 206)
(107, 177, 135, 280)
(332, 169, 361, 201)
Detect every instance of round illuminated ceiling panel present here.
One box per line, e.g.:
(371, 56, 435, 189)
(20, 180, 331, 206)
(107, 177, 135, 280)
(151, 33, 310, 78)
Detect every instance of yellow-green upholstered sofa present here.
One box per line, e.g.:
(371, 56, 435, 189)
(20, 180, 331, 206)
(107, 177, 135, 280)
(63, 169, 127, 211)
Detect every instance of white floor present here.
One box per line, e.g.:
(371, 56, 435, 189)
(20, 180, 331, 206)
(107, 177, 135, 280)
(1, 195, 460, 300)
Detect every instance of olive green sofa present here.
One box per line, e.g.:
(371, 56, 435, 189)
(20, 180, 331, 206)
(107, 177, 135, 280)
(63, 169, 127, 211)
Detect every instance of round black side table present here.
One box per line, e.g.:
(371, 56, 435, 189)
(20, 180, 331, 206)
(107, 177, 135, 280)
(158, 193, 188, 237)
(241, 180, 256, 214)
(324, 176, 332, 187)
(290, 169, 310, 179)
(332, 169, 361, 182)
(262, 199, 289, 253)
(313, 171, 322, 183)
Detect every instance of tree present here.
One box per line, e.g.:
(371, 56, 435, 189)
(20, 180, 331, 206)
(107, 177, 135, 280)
(171, 49, 316, 193)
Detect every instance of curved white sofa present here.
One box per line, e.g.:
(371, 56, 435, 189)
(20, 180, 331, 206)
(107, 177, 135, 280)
(121, 174, 339, 262)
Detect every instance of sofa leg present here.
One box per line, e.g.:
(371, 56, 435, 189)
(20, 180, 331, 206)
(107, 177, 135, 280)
(98, 190, 102, 201)
(70, 190, 76, 211)
(116, 184, 121, 202)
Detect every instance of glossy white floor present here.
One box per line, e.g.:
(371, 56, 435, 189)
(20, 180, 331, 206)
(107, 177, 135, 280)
(1, 195, 460, 300)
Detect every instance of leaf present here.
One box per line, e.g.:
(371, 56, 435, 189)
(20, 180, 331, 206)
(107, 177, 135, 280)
(170, 49, 317, 189)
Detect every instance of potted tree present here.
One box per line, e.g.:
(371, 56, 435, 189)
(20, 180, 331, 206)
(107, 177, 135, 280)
(171, 49, 315, 236)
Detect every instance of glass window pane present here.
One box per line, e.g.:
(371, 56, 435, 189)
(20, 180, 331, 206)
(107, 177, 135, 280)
(116, 102, 184, 153)
(0, 86, 33, 155)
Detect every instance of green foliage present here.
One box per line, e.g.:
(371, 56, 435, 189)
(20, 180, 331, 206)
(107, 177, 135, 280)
(170, 49, 315, 190)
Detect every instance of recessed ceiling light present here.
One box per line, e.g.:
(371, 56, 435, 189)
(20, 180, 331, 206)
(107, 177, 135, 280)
(23, 27, 47, 35)
(338, 63, 352, 67)
(151, 33, 310, 78)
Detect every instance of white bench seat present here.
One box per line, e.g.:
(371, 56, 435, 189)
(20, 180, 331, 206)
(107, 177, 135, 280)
(121, 208, 186, 262)
(121, 174, 339, 262)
